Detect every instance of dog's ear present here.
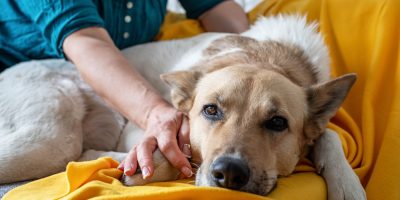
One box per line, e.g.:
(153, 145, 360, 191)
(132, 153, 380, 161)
(160, 70, 203, 112)
(304, 73, 357, 144)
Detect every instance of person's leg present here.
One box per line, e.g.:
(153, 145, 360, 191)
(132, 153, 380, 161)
(0, 60, 85, 184)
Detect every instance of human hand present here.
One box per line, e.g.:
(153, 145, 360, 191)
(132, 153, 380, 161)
(118, 102, 192, 179)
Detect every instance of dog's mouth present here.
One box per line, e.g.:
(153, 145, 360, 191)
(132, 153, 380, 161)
(194, 155, 278, 196)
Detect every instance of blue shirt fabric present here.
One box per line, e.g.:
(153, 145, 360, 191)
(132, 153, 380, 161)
(0, 0, 223, 71)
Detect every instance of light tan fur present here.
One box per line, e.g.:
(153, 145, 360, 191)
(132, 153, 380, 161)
(159, 35, 356, 195)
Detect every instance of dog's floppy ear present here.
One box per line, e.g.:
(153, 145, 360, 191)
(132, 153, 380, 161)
(160, 70, 203, 112)
(304, 73, 357, 143)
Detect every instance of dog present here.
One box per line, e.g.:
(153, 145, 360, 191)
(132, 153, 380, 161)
(0, 15, 365, 199)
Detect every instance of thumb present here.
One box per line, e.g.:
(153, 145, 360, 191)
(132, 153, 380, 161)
(178, 115, 191, 158)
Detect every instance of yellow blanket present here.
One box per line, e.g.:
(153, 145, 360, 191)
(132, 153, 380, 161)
(4, 0, 400, 199)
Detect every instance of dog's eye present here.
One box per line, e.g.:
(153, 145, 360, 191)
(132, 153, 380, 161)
(205, 106, 217, 115)
(202, 104, 223, 121)
(264, 116, 288, 132)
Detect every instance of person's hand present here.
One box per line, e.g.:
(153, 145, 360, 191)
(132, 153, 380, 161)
(64, 27, 192, 180)
(118, 102, 192, 179)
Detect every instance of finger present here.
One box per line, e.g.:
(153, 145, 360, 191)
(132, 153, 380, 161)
(117, 159, 125, 171)
(178, 115, 191, 158)
(123, 146, 138, 176)
(136, 136, 157, 179)
(158, 131, 193, 178)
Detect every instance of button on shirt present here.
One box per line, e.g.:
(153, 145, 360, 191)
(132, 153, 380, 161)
(0, 0, 223, 70)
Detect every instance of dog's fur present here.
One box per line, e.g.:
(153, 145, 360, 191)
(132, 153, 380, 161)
(0, 16, 365, 199)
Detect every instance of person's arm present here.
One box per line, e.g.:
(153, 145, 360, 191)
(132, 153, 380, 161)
(63, 27, 193, 179)
(199, 0, 249, 33)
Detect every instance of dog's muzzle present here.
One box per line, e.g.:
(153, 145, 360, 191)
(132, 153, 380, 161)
(210, 156, 250, 190)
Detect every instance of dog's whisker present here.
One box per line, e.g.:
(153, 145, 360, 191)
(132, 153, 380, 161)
(189, 167, 199, 174)
(189, 162, 200, 169)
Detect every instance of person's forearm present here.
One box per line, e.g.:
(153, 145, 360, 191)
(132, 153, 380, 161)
(199, 0, 249, 33)
(63, 27, 167, 129)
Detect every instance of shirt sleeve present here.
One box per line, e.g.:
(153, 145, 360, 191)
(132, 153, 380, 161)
(178, 0, 224, 19)
(15, 0, 104, 58)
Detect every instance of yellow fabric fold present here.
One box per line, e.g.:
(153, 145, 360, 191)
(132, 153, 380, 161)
(4, 157, 326, 200)
(4, 0, 400, 199)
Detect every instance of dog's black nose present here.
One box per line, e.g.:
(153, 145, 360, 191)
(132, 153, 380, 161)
(210, 156, 250, 190)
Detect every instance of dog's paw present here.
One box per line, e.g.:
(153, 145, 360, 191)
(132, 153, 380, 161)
(314, 130, 366, 200)
(316, 156, 367, 200)
(121, 171, 151, 186)
(337, 174, 366, 200)
(317, 161, 366, 200)
(120, 162, 181, 186)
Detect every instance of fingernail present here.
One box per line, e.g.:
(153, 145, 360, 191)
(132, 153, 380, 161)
(181, 166, 193, 178)
(117, 164, 123, 170)
(142, 167, 150, 179)
(183, 144, 192, 158)
(124, 165, 133, 176)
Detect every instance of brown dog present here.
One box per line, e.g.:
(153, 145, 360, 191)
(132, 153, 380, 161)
(0, 15, 365, 199)
(79, 15, 365, 199)
(159, 37, 356, 195)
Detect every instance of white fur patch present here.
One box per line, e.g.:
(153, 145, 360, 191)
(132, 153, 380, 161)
(242, 15, 330, 82)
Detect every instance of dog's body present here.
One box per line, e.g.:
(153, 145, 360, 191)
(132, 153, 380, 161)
(0, 16, 365, 199)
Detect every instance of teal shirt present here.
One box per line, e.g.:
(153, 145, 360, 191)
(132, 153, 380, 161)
(0, 0, 222, 71)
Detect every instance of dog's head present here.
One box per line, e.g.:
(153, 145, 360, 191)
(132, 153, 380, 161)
(161, 48, 355, 196)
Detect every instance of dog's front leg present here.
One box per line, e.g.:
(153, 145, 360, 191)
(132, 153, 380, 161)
(313, 129, 366, 200)
(121, 149, 180, 186)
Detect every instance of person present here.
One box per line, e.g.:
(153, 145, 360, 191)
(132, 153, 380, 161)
(0, 0, 249, 179)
